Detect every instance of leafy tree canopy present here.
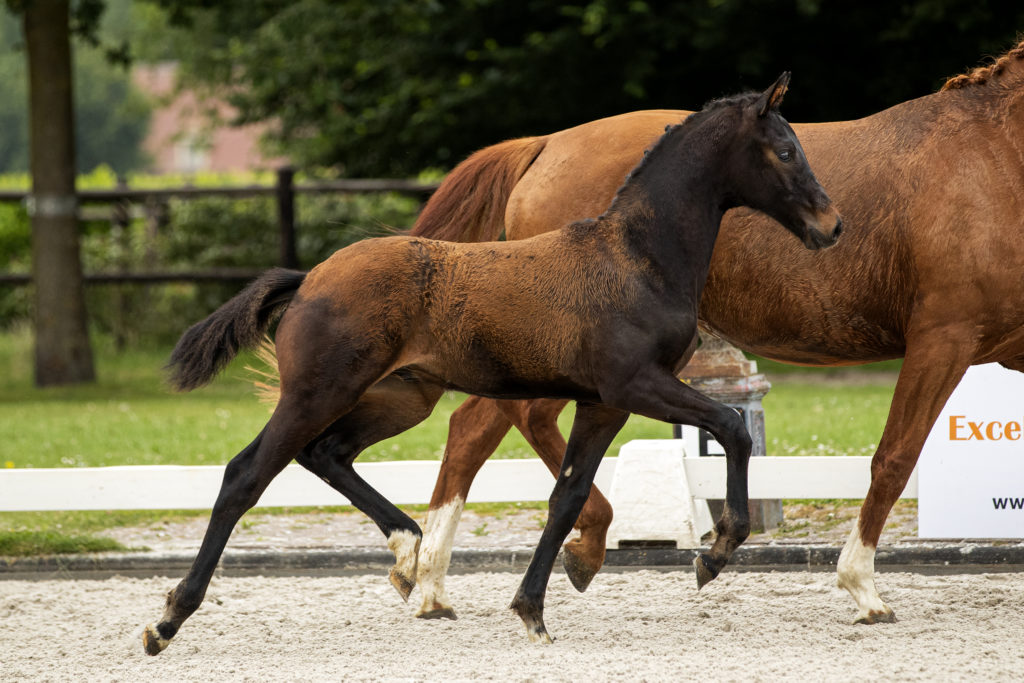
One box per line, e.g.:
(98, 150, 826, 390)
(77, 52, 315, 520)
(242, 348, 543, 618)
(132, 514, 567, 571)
(0, 0, 151, 173)
(152, 0, 1024, 177)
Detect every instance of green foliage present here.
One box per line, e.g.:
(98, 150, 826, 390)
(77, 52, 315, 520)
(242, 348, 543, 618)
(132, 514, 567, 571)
(0, 9, 152, 174)
(153, 0, 1024, 177)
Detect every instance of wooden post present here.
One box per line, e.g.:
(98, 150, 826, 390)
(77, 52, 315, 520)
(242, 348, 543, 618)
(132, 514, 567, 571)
(111, 176, 131, 350)
(678, 332, 783, 532)
(276, 167, 298, 269)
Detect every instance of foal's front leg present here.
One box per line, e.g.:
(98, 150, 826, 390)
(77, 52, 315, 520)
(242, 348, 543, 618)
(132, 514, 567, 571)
(509, 403, 629, 643)
(606, 369, 752, 587)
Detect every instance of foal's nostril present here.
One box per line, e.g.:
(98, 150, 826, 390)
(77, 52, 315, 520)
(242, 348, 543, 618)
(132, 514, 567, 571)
(832, 217, 843, 238)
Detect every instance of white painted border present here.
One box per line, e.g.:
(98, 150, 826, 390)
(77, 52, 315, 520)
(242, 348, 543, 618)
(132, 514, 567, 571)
(0, 442, 915, 512)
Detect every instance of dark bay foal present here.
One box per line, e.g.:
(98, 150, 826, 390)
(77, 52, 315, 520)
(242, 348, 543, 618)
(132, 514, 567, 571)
(143, 73, 841, 653)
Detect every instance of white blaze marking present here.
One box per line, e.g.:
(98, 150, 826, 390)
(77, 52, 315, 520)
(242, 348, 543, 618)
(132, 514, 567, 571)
(564, 466, 573, 477)
(416, 496, 465, 615)
(836, 522, 892, 621)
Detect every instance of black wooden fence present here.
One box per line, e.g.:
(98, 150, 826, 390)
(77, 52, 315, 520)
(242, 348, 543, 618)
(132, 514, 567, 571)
(0, 168, 439, 285)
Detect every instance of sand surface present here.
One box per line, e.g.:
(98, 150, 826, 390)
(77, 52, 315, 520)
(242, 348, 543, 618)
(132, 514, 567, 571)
(2, 568, 1023, 681)
(104, 500, 921, 554)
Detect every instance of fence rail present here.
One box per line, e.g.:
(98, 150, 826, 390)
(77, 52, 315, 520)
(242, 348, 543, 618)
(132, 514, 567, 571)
(0, 170, 441, 284)
(0, 448, 917, 513)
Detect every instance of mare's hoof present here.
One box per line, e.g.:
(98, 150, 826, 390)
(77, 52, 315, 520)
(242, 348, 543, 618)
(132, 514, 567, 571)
(854, 608, 897, 625)
(389, 568, 415, 602)
(416, 605, 458, 620)
(693, 553, 720, 590)
(562, 544, 599, 593)
(142, 624, 170, 656)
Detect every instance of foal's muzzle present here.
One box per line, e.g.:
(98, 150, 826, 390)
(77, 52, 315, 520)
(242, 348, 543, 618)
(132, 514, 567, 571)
(802, 207, 843, 250)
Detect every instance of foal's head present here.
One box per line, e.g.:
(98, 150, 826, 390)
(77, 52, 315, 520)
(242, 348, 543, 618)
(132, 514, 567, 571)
(709, 72, 842, 250)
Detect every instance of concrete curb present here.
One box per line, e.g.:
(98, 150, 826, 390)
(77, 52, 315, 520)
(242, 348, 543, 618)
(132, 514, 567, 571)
(4, 542, 1024, 579)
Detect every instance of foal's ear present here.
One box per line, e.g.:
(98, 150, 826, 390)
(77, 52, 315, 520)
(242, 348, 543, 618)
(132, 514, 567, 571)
(757, 71, 791, 117)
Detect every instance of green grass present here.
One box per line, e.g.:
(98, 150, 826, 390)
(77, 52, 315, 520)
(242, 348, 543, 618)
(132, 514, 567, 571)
(0, 531, 128, 556)
(763, 382, 895, 457)
(0, 329, 898, 554)
(0, 327, 673, 468)
(753, 355, 902, 376)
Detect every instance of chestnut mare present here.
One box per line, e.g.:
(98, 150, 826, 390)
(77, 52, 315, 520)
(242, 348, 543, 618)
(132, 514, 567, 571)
(406, 39, 1024, 624)
(143, 76, 840, 652)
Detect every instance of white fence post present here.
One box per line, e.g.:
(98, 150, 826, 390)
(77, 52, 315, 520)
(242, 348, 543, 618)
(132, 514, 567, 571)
(604, 440, 713, 549)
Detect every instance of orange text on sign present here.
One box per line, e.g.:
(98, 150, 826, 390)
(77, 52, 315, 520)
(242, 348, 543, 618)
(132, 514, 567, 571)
(949, 415, 1023, 441)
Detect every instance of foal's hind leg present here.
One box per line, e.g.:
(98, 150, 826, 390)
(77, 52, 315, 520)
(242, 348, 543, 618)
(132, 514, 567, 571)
(143, 395, 347, 655)
(295, 374, 444, 601)
(838, 337, 972, 623)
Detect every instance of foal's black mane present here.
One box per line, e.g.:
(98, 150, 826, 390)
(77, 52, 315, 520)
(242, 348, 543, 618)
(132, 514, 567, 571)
(601, 90, 763, 217)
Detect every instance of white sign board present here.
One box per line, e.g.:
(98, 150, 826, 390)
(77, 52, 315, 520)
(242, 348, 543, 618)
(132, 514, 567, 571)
(918, 363, 1024, 538)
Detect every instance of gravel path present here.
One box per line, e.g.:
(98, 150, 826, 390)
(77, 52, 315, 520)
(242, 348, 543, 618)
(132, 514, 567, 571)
(3, 569, 1022, 681)
(104, 500, 921, 555)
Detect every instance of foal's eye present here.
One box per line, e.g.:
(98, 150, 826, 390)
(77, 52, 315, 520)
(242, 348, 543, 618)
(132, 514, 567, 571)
(777, 149, 793, 162)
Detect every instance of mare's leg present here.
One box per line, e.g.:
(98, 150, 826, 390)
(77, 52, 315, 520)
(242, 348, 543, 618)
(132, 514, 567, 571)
(499, 399, 612, 592)
(415, 396, 610, 619)
(295, 374, 444, 601)
(837, 338, 972, 623)
(510, 403, 629, 643)
(142, 393, 352, 655)
(416, 395, 514, 618)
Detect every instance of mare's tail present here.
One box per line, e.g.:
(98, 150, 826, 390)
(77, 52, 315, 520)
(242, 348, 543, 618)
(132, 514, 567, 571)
(167, 268, 307, 392)
(411, 136, 547, 242)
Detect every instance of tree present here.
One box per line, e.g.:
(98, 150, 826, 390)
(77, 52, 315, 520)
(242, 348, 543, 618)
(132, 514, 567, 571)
(20, 0, 94, 385)
(3, 0, 152, 385)
(158, 0, 1024, 177)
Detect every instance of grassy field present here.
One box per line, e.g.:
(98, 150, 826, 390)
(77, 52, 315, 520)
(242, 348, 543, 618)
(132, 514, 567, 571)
(0, 328, 898, 554)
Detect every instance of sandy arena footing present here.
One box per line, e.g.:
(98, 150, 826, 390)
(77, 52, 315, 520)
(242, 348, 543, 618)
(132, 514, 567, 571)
(3, 569, 1024, 680)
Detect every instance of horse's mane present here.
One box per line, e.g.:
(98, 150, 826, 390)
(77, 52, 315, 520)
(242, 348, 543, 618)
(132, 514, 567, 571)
(941, 36, 1024, 91)
(605, 91, 759, 207)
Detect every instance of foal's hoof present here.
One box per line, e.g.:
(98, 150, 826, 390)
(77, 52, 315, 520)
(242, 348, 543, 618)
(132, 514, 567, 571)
(389, 568, 415, 603)
(510, 595, 553, 644)
(854, 607, 897, 625)
(693, 553, 721, 590)
(525, 624, 554, 644)
(416, 604, 458, 620)
(142, 623, 170, 656)
(562, 544, 599, 593)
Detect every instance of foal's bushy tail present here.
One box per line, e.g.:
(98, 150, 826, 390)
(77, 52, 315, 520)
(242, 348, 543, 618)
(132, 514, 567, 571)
(167, 268, 307, 392)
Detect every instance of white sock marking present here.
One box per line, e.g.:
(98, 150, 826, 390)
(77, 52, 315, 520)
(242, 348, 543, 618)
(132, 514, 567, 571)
(837, 522, 891, 621)
(416, 496, 465, 615)
(387, 529, 420, 583)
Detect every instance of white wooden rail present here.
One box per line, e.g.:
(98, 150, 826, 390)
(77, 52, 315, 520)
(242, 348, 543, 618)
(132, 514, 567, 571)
(0, 441, 915, 512)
